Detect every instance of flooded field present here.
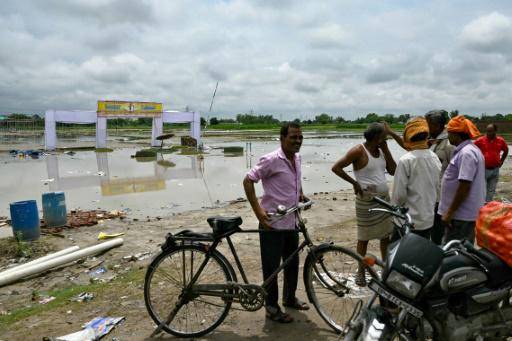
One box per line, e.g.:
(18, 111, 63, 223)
(0, 133, 406, 218)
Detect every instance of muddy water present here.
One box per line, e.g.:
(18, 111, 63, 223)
(0, 134, 405, 218)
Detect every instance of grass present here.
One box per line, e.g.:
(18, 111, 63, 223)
(204, 122, 405, 131)
(95, 148, 114, 153)
(0, 237, 55, 259)
(0, 268, 145, 328)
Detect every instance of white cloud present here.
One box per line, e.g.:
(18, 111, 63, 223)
(1, 1, 512, 118)
(307, 24, 351, 49)
(461, 12, 512, 54)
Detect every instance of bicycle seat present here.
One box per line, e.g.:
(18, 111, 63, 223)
(175, 229, 214, 241)
(207, 216, 242, 237)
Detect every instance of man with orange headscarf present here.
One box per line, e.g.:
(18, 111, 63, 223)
(391, 117, 442, 239)
(438, 115, 485, 243)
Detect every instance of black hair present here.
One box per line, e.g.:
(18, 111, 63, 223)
(410, 132, 429, 142)
(487, 123, 498, 131)
(456, 132, 471, 141)
(363, 122, 384, 142)
(280, 121, 301, 138)
(425, 110, 448, 127)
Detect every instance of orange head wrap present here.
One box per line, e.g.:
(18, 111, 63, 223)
(403, 117, 429, 150)
(447, 115, 481, 139)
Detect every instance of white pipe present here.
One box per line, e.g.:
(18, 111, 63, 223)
(0, 238, 123, 287)
(0, 246, 80, 276)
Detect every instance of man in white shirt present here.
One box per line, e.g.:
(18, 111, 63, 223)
(391, 117, 442, 239)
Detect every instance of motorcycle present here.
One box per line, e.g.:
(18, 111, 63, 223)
(344, 197, 512, 341)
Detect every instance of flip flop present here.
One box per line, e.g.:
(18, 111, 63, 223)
(283, 298, 310, 311)
(265, 306, 294, 323)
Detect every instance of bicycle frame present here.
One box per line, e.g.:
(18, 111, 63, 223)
(150, 202, 365, 336)
(175, 213, 316, 297)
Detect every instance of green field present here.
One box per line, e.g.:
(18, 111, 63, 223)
(204, 122, 404, 131)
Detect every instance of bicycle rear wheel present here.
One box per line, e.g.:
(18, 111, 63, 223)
(144, 243, 233, 338)
(303, 245, 378, 333)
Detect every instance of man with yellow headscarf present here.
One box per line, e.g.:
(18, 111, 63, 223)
(391, 117, 442, 239)
(438, 115, 485, 243)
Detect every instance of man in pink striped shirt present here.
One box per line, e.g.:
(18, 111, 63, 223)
(243, 122, 309, 323)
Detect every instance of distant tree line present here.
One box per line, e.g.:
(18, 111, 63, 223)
(4, 111, 512, 128)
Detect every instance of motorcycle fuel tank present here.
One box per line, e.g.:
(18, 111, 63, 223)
(387, 233, 444, 285)
(438, 251, 488, 293)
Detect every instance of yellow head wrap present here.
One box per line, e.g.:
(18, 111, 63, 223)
(403, 117, 430, 150)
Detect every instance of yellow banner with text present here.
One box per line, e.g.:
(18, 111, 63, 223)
(97, 100, 163, 117)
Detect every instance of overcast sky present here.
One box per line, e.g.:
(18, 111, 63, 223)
(1, 0, 512, 119)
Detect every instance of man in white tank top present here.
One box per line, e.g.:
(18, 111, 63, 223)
(332, 123, 396, 286)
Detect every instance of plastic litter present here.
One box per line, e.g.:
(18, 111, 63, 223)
(70, 292, 94, 302)
(90, 266, 107, 276)
(56, 316, 124, 341)
(97, 232, 124, 240)
(39, 296, 56, 304)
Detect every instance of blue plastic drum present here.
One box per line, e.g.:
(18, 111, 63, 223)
(9, 200, 41, 241)
(42, 192, 67, 228)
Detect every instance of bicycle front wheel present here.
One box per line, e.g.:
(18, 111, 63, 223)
(144, 243, 233, 338)
(304, 245, 378, 333)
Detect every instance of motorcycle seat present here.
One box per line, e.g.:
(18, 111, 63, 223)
(473, 248, 512, 288)
(207, 216, 243, 237)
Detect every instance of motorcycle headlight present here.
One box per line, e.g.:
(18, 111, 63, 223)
(385, 270, 421, 299)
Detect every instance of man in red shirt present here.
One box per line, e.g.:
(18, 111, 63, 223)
(475, 123, 509, 202)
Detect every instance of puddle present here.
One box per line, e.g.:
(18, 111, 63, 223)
(0, 134, 405, 218)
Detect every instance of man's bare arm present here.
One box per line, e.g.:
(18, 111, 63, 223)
(380, 141, 397, 175)
(501, 144, 509, 167)
(243, 176, 271, 229)
(332, 147, 363, 195)
(383, 122, 406, 150)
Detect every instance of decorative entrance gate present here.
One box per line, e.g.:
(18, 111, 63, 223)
(44, 101, 201, 150)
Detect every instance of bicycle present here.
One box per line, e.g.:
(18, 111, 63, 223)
(144, 201, 378, 338)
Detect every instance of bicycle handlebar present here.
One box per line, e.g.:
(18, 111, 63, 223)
(268, 200, 314, 221)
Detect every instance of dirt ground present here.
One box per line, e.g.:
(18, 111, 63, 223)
(0, 189, 365, 341)
(0, 160, 511, 341)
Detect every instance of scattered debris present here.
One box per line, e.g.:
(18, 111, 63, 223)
(0, 238, 123, 287)
(181, 136, 197, 147)
(123, 251, 151, 262)
(86, 259, 104, 270)
(97, 232, 124, 240)
(230, 197, 247, 204)
(39, 295, 56, 305)
(90, 266, 107, 276)
(63, 151, 76, 156)
(41, 209, 126, 233)
(41, 231, 65, 238)
(41, 178, 55, 183)
(70, 292, 94, 302)
(134, 149, 157, 158)
(56, 316, 124, 341)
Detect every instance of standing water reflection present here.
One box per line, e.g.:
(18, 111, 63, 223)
(0, 136, 405, 218)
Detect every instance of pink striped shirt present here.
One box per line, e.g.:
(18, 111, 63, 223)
(247, 148, 302, 230)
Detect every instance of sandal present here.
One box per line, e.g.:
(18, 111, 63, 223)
(265, 306, 294, 323)
(355, 268, 367, 287)
(283, 298, 310, 311)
